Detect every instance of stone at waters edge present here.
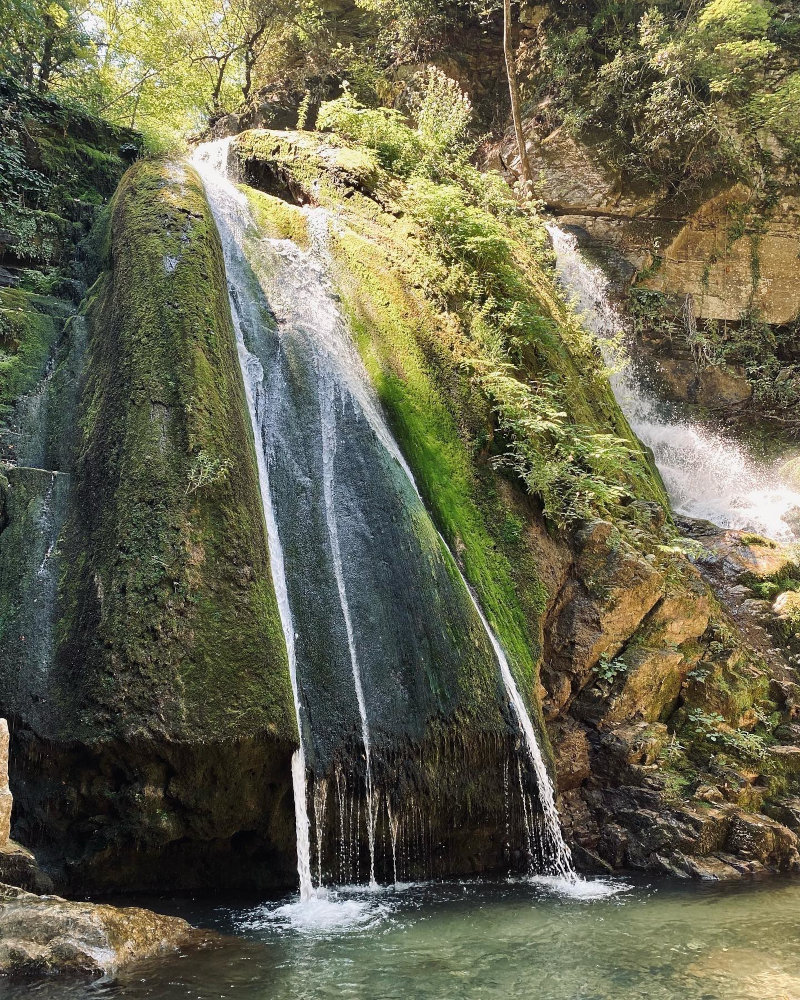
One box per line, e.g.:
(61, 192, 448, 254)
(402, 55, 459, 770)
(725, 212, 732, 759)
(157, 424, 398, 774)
(0, 720, 11, 847)
(0, 720, 205, 978)
(0, 883, 204, 977)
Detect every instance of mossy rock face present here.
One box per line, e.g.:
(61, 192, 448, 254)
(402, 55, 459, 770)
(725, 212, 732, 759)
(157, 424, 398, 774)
(1, 159, 298, 891)
(0, 79, 139, 276)
(56, 158, 296, 746)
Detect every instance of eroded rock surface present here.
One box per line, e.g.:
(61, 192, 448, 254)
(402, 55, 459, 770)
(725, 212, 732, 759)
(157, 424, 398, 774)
(0, 884, 199, 977)
(548, 520, 800, 878)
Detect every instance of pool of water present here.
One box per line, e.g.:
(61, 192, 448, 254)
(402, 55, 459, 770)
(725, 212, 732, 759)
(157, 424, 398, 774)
(6, 876, 800, 1000)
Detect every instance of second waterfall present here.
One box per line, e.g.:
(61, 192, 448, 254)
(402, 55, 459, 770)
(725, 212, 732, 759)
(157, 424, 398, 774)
(192, 139, 576, 892)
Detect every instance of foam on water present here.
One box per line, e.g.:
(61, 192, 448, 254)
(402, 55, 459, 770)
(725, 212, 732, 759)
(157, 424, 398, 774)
(237, 887, 395, 935)
(547, 224, 800, 543)
(527, 874, 632, 901)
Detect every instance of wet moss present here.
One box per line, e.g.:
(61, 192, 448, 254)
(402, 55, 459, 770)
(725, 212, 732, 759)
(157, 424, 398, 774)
(0, 289, 71, 424)
(241, 187, 310, 248)
(55, 159, 297, 746)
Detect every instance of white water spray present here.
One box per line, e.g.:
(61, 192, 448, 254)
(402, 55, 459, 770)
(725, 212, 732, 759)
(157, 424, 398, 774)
(547, 225, 800, 543)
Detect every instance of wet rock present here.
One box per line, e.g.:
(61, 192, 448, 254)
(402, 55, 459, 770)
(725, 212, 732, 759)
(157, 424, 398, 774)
(725, 812, 800, 871)
(550, 719, 591, 792)
(0, 883, 200, 977)
(654, 357, 753, 410)
(674, 853, 741, 880)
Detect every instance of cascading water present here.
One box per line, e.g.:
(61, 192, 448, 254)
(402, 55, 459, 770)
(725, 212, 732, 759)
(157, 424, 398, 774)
(319, 369, 379, 887)
(192, 138, 576, 895)
(191, 138, 314, 901)
(547, 225, 800, 543)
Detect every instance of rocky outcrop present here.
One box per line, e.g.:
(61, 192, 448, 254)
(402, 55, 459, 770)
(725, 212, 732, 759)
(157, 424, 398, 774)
(497, 120, 800, 327)
(549, 520, 800, 878)
(0, 884, 200, 977)
(493, 118, 800, 428)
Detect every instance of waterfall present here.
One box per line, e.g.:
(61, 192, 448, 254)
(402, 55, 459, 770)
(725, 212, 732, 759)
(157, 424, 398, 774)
(464, 587, 574, 880)
(319, 371, 379, 888)
(547, 225, 800, 543)
(191, 138, 314, 901)
(192, 138, 575, 890)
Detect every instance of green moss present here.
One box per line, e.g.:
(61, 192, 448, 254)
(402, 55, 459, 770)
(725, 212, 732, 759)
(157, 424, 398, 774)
(241, 186, 310, 248)
(331, 226, 543, 692)
(0, 288, 73, 432)
(55, 159, 297, 745)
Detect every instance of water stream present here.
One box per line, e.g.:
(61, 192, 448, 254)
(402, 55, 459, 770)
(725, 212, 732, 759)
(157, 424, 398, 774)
(547, 225, 800, 543)
(191, 140, 576, 894)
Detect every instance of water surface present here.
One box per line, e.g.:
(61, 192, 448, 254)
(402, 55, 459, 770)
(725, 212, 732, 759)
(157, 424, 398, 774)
(6, 877, 800, 1000)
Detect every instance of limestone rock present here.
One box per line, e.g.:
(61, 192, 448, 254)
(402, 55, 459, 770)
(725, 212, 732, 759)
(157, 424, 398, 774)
(641, 186, 800, 325)
(646, 572, 712, 646)
(725, 812, 800, 871)
(0, 719, 11, 848)
(654, 358, 753, 409)
(0, 883, 200, 977)
(550, 719, 591, 792)
(547, 520, 664, 694)
(0, 842, 53, 894)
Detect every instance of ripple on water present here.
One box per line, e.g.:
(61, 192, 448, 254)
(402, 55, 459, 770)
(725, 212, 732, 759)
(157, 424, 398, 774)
(527, 874, 633, 901)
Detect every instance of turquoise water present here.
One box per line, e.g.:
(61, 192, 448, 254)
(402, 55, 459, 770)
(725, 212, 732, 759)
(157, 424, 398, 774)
(4, 876, 800, 1000)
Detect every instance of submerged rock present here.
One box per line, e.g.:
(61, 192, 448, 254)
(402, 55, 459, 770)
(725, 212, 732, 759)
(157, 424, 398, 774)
(0, 883, 198, 977)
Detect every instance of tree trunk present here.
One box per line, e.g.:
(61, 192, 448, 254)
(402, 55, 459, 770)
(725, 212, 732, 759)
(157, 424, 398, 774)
(503, 0, 533, 196)
(242, 23, 267, 103)
(37, 33, 54, 92)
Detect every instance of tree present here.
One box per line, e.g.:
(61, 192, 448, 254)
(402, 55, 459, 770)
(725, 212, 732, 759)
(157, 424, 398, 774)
(0, 0, 94, 92)
(502, 0, 532, 195)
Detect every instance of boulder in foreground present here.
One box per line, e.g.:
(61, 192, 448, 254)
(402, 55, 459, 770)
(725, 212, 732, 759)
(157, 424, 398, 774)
(0, 883, 200, 977)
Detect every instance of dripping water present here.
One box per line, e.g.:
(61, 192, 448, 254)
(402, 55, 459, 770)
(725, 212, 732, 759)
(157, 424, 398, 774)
(319, 371, 379, 887)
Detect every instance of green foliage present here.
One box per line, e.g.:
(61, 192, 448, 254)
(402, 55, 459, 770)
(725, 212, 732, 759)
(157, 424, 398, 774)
(696, 0, 774, 39)
(318, 91, 421, 173)
(0, 0, 93, 93)
(529, 0, 800, 190)
(397, 175, 664, 530)
(596, 652, 629, 683)
(471, 362, 641, 528)
(318, 69, 476, 180)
